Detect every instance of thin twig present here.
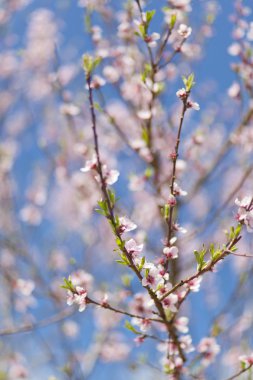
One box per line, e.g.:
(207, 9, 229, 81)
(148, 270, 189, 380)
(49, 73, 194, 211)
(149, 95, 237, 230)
(223, 364, 253, 380)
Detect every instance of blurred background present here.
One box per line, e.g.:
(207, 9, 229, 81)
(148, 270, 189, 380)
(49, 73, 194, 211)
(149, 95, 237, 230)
(0, 0, 253, 379)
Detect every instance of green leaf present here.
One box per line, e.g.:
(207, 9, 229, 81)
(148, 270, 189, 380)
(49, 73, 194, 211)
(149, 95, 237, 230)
(95, 208, 106, 216)
(142, 127, 149, 145)
(211, 322, 223, 337)
(163, 204, 169, 219)
(116, 259, 128, 266)
(240, 361, 246, 370)
(235, 223, 242, 238)
(93, 56, 102, 71)
(121, 274, 133, 287)
(138, 24, 146, 38)
(94, 102, 102, 112)
(146, 10, 156, 26)
(61, 277, 75, 293)
(108, 189, 116, 207)
(144, 167, 153, 179)
(194, 245, 207, 270)
(125, 320, 141, 334)
(120, 253, 129, 264)
(97, 199, 109, 216)
(138, 256, 146, 271)
(170, 13, 177, 29)
(115, 237, 125, 250)
(182, 73, 195, 92)
(82, 54, 102, 75)
(82, 54, 93, 74)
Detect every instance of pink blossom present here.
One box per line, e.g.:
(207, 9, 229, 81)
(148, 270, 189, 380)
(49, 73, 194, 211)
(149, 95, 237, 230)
(176, 88, 187, 99)
(129, 292, 154, 316)
(142, 265, 165, 290)
(62, 320, 79, 338)
(60, 103, 80, 116)
(169, 0, 192, 12)
(161, 356, 183, 376)
(235, 196, 253, 232)
(67, 286, 88, 312)
(118, 216, 137, 234)
(187, 276, 202, 292)
(91, 25, 102, 42)
(168, 194, 177, 206)
(177, 24, 192, 38)
(156, 283, 172, 299)
(227, 82, 240, 99)
(125, 239, 143, 256)
(8, 363, 28, 379)
(87, 75, 106, 89)
(187, 100, 200, 110)
(84, 161, 119, 185)
(134, 335, 145, 345)
(71, 269, 94, 290)
(144, 32, 160, 48)
(102, 166, 120, 185)
(173, 223, 187, 234)
(117, 21, 133, 40)
(198, 337, 220, 367)
(174, 182, 187, 196)
(19, 204, 42, 225)
(239, 353, 253, 366)
(80, 156, 97, 173)
(235, 196, 252, 209)
(137, 109, 152, 120)
(162, 293, 178, 312)
(163, 246, 179, 259)
(131, 317, 151, 332)
(175, 317, 189, 333)
(15, 279, 35, 296)
(228, 43, 241, 56)
(128, 174, 146, 191)
(103, 65, 120, 83)
(180, 334, 194, 353)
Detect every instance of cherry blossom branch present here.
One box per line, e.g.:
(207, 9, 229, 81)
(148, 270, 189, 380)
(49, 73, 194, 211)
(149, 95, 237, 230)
(164, 92, 189, 271)
(223, 364, 253, 380)
(135, 0, 155, 67)
(159, 39, 186, 70)
(87, 297, 164, 324)
(86, 72, 143, 283)
(161, 232, 242, 301)
(155, 26, 173, 67)
(86, 68, 185, 363)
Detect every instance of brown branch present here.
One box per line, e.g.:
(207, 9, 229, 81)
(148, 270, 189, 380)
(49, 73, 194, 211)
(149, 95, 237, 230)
(161, 233, 241, 301)
(86, 72, 186, 363)
(165, 94, 189, 272)
(87, 297, 164, 324)
(223, 364, 253, 380)
(0, 308, 75, 337)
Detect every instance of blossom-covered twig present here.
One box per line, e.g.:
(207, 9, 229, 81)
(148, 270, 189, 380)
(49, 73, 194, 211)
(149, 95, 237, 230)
(161, 229, 242, 301)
